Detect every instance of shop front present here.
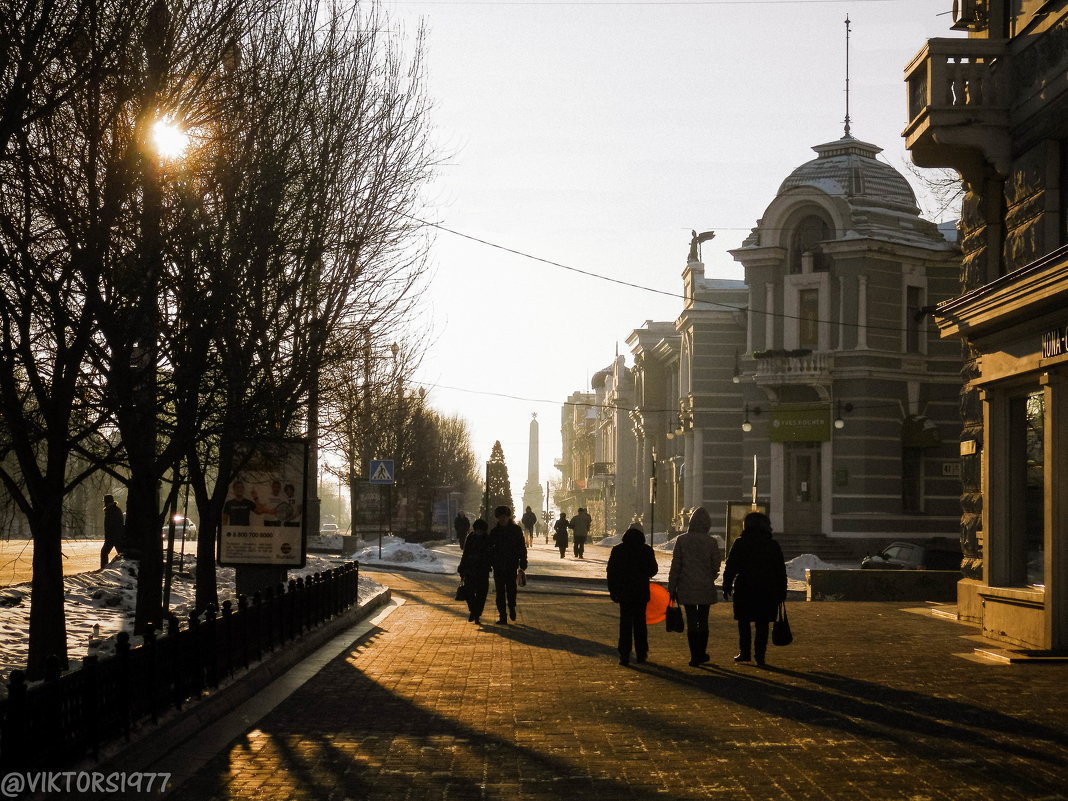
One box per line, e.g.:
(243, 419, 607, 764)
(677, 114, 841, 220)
(937, 248, 1068, 651)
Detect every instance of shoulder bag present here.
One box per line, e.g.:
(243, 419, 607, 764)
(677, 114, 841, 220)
(772, 601, 793, 646)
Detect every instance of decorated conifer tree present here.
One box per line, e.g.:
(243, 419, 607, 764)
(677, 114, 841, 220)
(482, 440, 514, 520)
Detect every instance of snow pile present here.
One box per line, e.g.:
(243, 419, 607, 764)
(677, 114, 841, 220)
(785, 553, 842, 581)
(353, 536, 443, 566)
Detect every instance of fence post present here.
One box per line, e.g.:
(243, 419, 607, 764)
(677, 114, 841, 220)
(188, 611, 203, 696)
(167, 614, 183, 710)
(221, 600, 234, 679)
(141, 625, 159, 725)
(80, 654, 100, 762)
(204, 604, 219, 689)
(0, 670, 28, 772)
(114, 632, 131, 744)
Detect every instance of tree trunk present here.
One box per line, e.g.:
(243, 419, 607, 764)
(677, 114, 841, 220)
(27, 505, 68, 680)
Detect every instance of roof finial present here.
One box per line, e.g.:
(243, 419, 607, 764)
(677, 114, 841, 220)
(843, 14, 852, 139)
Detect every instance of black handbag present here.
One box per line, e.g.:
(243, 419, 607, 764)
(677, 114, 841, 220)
(455, 580, 468, 601)
(772, 602, 792, 646)
(665, 601, 685, 633)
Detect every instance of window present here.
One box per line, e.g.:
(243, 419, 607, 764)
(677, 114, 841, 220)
(798, 289, 820, 348)
(1008, 391, 1044, 586)
(789, 215, 832, 274)
(906, 285, 923, 353)
(902, 447, 924, 512)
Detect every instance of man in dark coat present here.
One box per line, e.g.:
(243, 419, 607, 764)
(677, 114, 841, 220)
(489, 506, 528, 624)
(100, 494, 125, 569)
(722, 512, 787, 666)
(454, 511, 471, 549)
(570, 507, 592, 558)
(607, 528, 658, 666)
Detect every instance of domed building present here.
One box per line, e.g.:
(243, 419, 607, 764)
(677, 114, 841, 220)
(722, 134, 963, 557)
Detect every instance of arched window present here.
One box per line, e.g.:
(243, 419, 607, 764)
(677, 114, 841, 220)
(789, 214, 832, 274)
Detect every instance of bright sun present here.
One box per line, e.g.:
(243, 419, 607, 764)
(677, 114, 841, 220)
(152, 119, 189, 160)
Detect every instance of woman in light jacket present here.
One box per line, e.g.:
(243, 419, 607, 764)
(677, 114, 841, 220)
(667, 507, 722, 667)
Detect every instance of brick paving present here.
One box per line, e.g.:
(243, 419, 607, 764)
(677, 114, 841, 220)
(166, 571, 1068, 801)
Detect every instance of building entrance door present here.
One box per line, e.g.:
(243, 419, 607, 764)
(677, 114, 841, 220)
(784, 442, 821, 533)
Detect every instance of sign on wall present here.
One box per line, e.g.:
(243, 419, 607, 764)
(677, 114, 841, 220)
(769, 404, 831, 442)
(218, 439, 308, 568)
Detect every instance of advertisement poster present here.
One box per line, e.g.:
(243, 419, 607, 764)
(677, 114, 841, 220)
(218, 439, 308, 567)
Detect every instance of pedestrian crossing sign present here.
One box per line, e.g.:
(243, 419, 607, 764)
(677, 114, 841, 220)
(369, 459, 395, 484)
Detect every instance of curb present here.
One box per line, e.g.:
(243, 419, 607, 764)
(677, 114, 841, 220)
(85, 588, 392, 779)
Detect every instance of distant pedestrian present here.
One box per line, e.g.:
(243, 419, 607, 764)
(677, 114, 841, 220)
(521, 506, 537, 547)
(489, 506, 528, 624)
(100, 494, 125, 569)
(570, 507, 591, 558)
(607, 527, 658, 666)
(722, 511, 786, 666)
(553, 512, 570, 558)
(454, 511, 471, 549)
(458, 519, 492, 624)
(667, 507, 722, 667)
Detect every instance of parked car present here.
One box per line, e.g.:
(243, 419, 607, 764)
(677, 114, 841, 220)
(860, 541, 961, 571)
(161, 515, 197, 541)
(319, 523, 339, 535)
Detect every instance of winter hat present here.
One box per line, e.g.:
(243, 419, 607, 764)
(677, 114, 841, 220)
(622, 527, 645, 545)
(687, 506, 713, 534)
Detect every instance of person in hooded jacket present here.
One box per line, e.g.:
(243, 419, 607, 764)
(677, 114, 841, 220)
(607, 527, 659, 666)
(667, 507, 722, 667)
(721, 511, 786, 666)
(458, 518, 492, 624)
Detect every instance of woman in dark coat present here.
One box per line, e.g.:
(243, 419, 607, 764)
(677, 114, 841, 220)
(607, 528, 658, 666)
(721, 511, 786, 666)
(553, 512, 570, 558)
(458, 519, 492, 624)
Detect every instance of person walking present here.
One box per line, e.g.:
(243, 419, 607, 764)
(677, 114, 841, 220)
(100, 494, 126, 569)
(721, 511, 787, 667)
(454, 511, 471, 549)
(667, 507, 722, 667)
(458, 518, 492, 624)
(607, 527, 658, 666)
(489, 506, 528, 624)
(571, 507, 591, 558)
(521, 506, 537, 548)
(553, 512, 570, 558)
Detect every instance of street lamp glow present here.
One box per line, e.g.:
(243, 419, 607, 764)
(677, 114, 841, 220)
(152, 118, 189, 160)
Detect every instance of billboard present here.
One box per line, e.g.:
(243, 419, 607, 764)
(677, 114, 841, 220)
(218, 439, 308, 567)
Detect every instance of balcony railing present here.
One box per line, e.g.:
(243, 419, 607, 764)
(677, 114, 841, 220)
(752, 350, 832, 385)
(904, 38, 1010, 176)
(587, 462, 615, 482)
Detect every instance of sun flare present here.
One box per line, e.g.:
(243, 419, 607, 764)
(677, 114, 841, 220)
(152, 119, 189, 160)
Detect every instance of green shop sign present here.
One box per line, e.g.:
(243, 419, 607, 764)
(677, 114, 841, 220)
(769, 404, 830, 442)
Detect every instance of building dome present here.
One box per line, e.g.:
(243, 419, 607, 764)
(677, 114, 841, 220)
(777, 136, 919, 216)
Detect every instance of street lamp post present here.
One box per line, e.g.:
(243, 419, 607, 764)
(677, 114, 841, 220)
(649, 445, 657, 546)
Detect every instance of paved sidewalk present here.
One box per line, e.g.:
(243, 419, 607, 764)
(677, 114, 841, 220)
(162, 571, 1068, 801)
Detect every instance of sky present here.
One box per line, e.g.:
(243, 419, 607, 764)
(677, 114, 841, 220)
(379, 0, 963, 508)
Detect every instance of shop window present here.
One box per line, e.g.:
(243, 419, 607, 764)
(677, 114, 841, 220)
(1008, 391, 1044, 586)
(798, 288, 820, 348)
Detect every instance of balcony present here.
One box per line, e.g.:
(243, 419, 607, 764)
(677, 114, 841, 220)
(903, 38, 1010, 179)
(752, 350, 832, 387)
(586, 462, 615, 485)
